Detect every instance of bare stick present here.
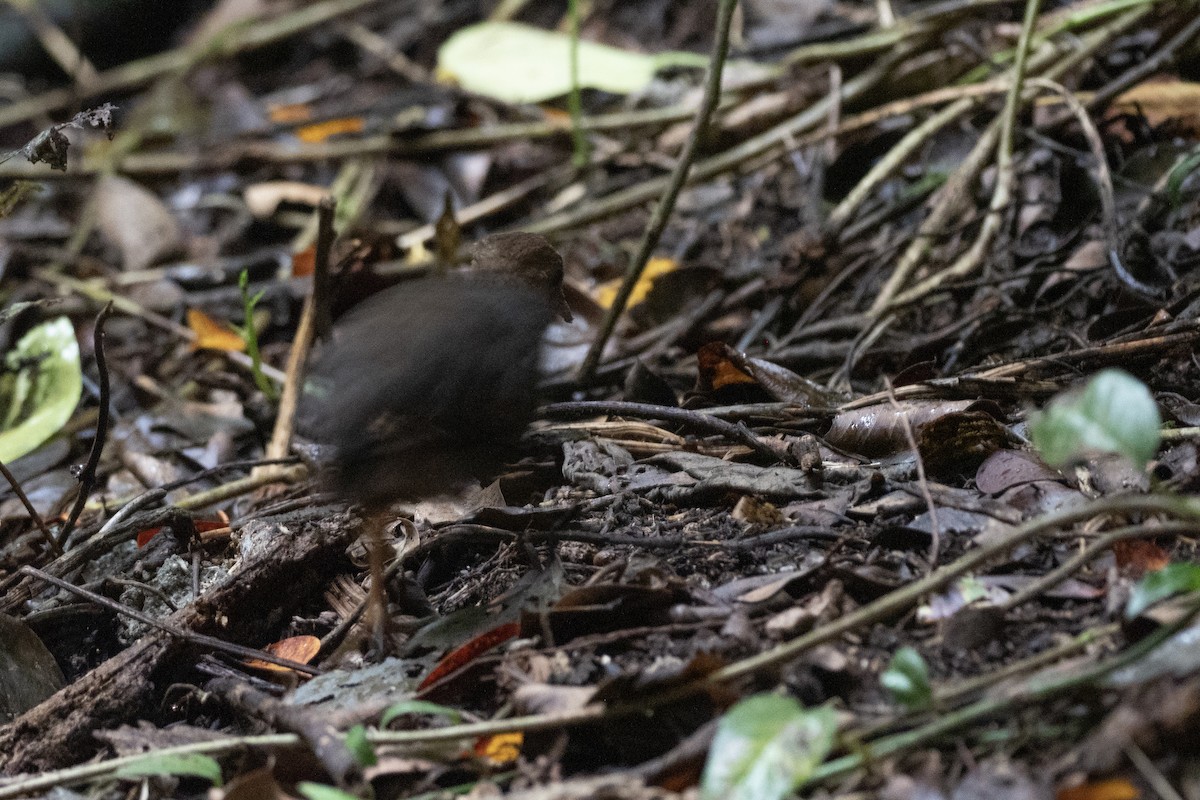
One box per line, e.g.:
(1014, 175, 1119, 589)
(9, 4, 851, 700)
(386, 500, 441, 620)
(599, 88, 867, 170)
(0, 459, 60, 556)
(575, 0, 739, 383)
(56, 302, 113, 547)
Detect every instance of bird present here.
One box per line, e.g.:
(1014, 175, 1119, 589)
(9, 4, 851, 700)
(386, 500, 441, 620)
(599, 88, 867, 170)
(301, 231, 568, 649)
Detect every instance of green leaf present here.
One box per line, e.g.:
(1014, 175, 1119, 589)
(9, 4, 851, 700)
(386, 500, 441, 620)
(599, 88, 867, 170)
(298, 781, 364, 800)
(0, 317, 83, 463)
(344, 724, 376, 767)
(113, 753, 223, 786)
(237, 268, 277, 402)
(437, 22, 708, 104)
(956, 575, 989, 606)
(1126, 562, 1200, 618)
(700, 694, 836, 800)
(380, 699, 465, 728)
(881, 646, 933, 709)
(1167, 148, 1200, 208)
(1030, 368, 1161, 469)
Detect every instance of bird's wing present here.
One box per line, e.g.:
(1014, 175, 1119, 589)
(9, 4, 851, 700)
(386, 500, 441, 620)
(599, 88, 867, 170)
(302, 277, 551, 452)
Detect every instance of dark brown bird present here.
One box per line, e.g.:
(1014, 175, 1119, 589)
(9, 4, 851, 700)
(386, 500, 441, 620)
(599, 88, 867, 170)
(301, 232, 567, 649)
(304, 232, 568, 501)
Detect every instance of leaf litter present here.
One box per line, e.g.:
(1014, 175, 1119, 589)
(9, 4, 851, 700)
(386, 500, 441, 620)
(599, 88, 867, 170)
(1, 1, 1200, 799)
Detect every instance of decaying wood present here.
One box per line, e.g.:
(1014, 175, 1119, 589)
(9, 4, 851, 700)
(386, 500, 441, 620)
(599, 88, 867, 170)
(0, 507, 355, 774)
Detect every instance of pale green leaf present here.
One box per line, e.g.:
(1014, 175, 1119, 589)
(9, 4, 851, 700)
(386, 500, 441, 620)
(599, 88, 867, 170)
(0, 317, 82, 463)
(1126, 563, 1200, 618)
(1167, 147, 1200, 207)
(113, 753, 223, 786)
(344, 724, 376, 767)
(298, 782, 363, 800)
(380, 699, 465, 728)
(700, 694, 836, 800)
(957, 575, 989, 606)
(881, 646, 932, 709)
(1030, 368, 1161, 469)
(437, 22, 707, 104)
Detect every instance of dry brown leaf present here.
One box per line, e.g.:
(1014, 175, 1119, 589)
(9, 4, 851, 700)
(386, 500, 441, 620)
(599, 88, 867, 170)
(1113, 539, 1170, 576)
(296, 116, 367, 143)
(243, 180, 330, 217)
(94, 175, 182, 271)
(243, 635, 321, 672)
(1112, 79, 1200, 130)
(696, 341, 838, 405)
(826, 400, 978, 458)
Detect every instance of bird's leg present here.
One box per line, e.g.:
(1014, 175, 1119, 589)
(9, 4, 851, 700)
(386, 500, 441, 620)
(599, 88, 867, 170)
(363, 506, 393, 655)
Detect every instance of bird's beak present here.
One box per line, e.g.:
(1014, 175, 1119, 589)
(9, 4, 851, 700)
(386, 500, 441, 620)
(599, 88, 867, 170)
(552, 287, 573, 322)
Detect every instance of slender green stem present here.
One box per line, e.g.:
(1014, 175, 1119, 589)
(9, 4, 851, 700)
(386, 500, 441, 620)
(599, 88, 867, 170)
(807, 591, 1200, 788)
(709, 492, 1200, 683)
(567, 0, 589, 167)
(238, 270, 278, 402)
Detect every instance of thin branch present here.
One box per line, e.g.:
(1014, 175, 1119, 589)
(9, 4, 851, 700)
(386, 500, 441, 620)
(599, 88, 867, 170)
(709, 492, 1200, 684)
(884, 377, 940, 566)
(541, 400, 790, 463)
(19, 566, 321, 676)
(807, 592, 1200, 789)
(576, 0, 740, 383)
(56, 302, 113, 547)
(873, 3, 1151, 313)
(0, 459, 60, 556)
(263, 197, 335, 465)
(0, 0, 384, 131)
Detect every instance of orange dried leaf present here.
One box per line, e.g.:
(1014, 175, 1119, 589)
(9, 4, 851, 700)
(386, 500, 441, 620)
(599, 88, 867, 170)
(187, 309, 245, 353)
(1057, 778, 1140, 800)
(696, 341, 756, 392)
(1113, 539, 1170, 576)
(268, 635, 321, 663)
(705, 342, 840, 405)
(292, 245, 316, 278)
(474, 732, 522, 766)
(268, 103, 314, 124)
(418, 621, 520, 690)
(296, 117, 366, 143)
(244, 635, 321, 672)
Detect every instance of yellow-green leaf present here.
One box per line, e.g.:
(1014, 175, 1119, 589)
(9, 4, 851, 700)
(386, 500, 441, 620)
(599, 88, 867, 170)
(0, 317, 82, 463)
(701, 694, 836, 800)
(114, 753, 223, 786)
(437, 22, 707, 104)
(1030, 369, 1161, 469)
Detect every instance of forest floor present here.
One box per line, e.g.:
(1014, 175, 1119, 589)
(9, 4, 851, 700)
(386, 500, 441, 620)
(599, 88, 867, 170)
(2, 1, 1200, 799)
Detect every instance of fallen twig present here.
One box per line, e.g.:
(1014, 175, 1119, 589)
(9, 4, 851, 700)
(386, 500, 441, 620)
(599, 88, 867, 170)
(56, 302, 112, 547)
